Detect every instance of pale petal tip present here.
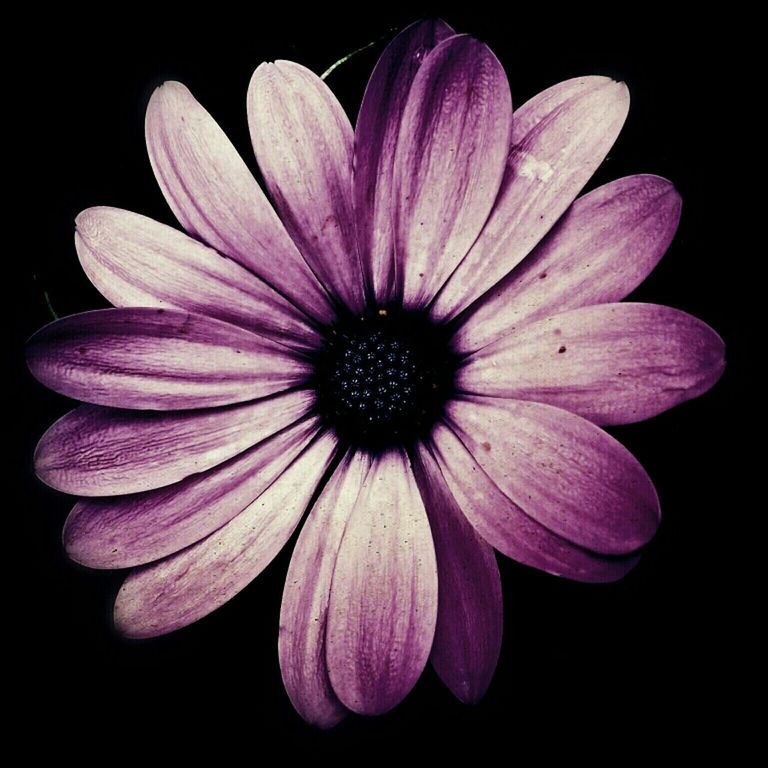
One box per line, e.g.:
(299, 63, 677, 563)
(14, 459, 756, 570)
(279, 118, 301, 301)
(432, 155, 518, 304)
(616, 78, 630, 106)
(250, 61, 278, 84)
(152, 79, 188, 96)
(74, 207, 92, 232)
(112, 588, 153, 640)
(145, 80, 192, 121)
(74, 205, 115, 239)
(587, 77, 630, 115)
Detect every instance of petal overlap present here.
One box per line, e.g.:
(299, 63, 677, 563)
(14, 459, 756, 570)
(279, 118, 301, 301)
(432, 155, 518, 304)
(393, 35, 513, 310)
(145, 81, 333, 324)
(76, 206, 321, 350)
(34, 390, 314, 496)
(354, 19, 455, 304)
(446, 397, 660, 555)
(430, 421, 641, 582)
(279, 451, 371, 728)
(432, 76, 630, 321)
(64, 417, 321, 568)
(248, 61, 364, 313)
(413, 445, 503, 701)
(113, 431, 337, 638)
(326, 450, 438, 715)
(454, 175, 683, 352)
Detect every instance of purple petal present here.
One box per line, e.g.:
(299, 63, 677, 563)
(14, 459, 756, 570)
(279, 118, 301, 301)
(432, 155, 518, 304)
(446, 397, 660, 555)
(430, 422, 640, 582)
(64, 418, 320, 569)
(113, 431, 337, 638)
(509, 76, 608, 141)
(413, 445, 503, 702)
(76, 207, 321, 351)
(432, 76, 630, 321)
(326, 450, 438, 715)
(279, 452, 372, 728)
(454, 175, 683, 352)
(459, 304, 725, 425)
(145, 81, 333, 324)
(248, 61, 364, 313)
(353, 19, 454, 304)
(393, 35, 512, 310)
(34, 390, 314, 496)
(26, 308, 309, 410)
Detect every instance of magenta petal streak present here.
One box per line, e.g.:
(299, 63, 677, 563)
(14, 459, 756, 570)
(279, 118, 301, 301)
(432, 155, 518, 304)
(64, 418, 321, 569)
(430, 422, 641, 582)
(34, 390, 315, 496)
(458, 303, 725, 425)
(248, 61, 365, 313)
(75, 207, 322, 351)
(26, 308, 310, 410)
(145, 81, 333, 324)
(454, 175, 683, 352)
(393, 34, 512, 310)
(113, 431, 337, 639)
(413, 445, 503, 702)
(326, 450, 438, 715)
(446, 397, 660, 555)
(354, 19, 455, 304)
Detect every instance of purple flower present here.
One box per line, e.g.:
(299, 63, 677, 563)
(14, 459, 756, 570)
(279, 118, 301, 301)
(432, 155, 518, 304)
(27, 20, 724, 726)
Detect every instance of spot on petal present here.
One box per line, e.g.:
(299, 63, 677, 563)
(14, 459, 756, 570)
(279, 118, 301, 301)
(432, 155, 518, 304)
(515, 150, 554, 182)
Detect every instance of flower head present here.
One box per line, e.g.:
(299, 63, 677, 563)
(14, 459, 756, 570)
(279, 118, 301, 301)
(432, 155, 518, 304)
(27, 20, 724, 726)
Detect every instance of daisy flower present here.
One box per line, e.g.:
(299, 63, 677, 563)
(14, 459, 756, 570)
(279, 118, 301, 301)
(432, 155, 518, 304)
(26, 19, 724, 726)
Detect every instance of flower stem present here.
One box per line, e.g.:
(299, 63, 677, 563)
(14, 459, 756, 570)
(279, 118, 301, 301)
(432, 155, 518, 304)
(32, 273, 59, 320)
(320, 28, 396, 80)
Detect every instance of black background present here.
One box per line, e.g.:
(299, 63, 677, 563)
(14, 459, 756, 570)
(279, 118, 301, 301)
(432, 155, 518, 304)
(11, 6, 750, 756)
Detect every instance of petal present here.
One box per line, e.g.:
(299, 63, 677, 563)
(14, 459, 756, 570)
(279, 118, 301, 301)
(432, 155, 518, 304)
(432, 76, 630, 321)
(279, 452, 372, 728)
(145, 81, 333, 324)
(34, 390, 314, 496)
(509, 75, 607, 141)
(393, 35, 512, 310)
(353, 19, 454, 304)
(26, 308, 309, 410)
(113, 431, 337, 638)
(64, 417, 320, 569)
(430, 422, 640, 582)
(326, 450, 438, 715)
(454, 175, 683, 352)
(413, 444, 503, 702)
(75, 206, 321, 351)
(459, 304, 725, 425)
(446, 397, 660, 555)
(248, 61, 364, 313)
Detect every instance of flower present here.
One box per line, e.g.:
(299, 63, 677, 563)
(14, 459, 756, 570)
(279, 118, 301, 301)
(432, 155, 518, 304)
(27, 19, 724, 727)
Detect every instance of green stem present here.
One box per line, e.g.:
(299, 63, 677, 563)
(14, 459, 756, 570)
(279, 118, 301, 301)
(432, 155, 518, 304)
(43, 289, 59, 320)
(32, 273, 59, 320)
(320, 28, 396, 80)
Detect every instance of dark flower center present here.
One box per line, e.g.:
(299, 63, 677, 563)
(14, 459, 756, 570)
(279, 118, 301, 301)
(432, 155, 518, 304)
(312, 308, 458, 451)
